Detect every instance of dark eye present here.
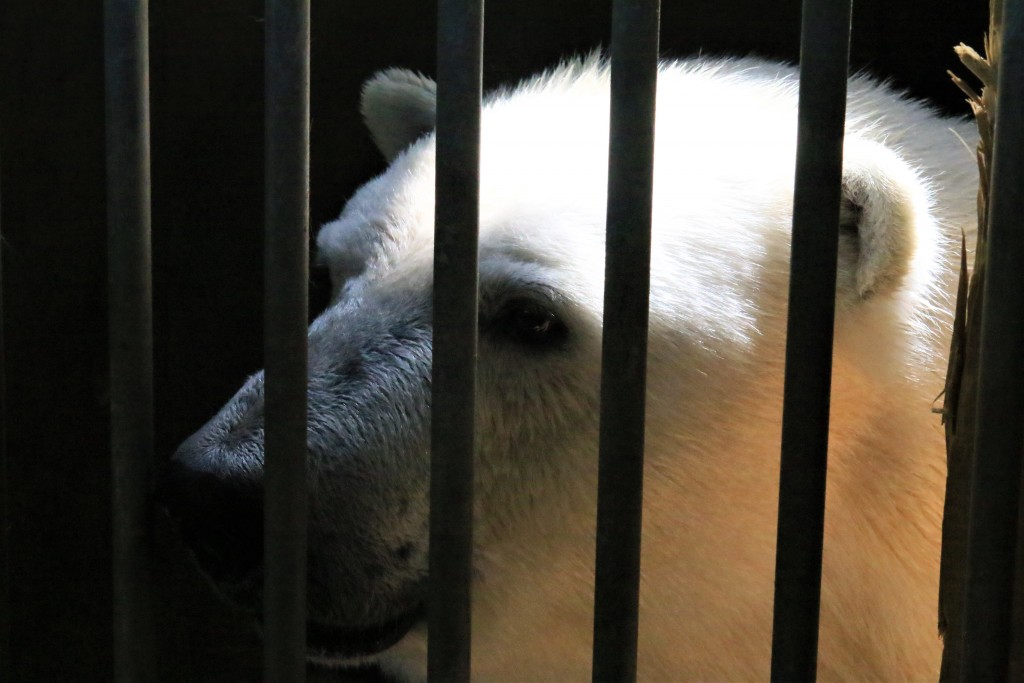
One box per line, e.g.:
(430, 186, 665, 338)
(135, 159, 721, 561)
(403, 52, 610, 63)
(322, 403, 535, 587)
(492, 298, 569, 348)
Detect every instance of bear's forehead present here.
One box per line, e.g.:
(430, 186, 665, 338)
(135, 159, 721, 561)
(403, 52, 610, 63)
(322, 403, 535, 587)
(317, 58, 803, 278)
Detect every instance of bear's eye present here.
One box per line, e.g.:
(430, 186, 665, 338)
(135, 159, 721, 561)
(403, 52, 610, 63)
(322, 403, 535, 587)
(492, 298, 568, 348)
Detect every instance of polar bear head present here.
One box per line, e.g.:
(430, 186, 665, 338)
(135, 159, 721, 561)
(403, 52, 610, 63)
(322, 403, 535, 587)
(162, 57, 959, 680)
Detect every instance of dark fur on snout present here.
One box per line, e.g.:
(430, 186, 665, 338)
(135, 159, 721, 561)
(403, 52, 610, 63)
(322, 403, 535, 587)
(160, 287, 434, 655)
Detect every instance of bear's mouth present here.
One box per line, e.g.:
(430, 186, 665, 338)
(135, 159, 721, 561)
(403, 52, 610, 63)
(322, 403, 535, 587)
(304, 604, 425, 659)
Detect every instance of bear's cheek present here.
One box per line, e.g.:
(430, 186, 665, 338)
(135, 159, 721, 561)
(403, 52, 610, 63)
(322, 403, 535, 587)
(304, 501, 429, 626)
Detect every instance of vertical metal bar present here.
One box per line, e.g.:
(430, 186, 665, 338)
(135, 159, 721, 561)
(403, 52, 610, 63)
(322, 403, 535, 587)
(0, 152, 9, 682)
(428, 1, 483, 681)
(962, 0, 1024, 678)
(104, 1, 155, 680)
(264, 1, 310, 680)
(769, 0, 852, 680)
(590, 3, 660, 682)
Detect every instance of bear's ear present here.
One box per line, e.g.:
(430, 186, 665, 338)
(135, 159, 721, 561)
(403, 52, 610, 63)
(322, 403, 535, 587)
(360, 68, 437, 161)
(835, 137, 929, 301)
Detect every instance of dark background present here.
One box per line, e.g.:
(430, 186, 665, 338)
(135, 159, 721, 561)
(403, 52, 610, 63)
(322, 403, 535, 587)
(0, 1, 986, 680)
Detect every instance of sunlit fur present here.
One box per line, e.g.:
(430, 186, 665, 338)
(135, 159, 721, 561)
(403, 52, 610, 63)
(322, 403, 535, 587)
(311, 55, 978, 680)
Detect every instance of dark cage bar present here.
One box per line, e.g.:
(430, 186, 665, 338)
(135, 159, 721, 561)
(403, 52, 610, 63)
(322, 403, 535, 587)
(263, 0, 311, 681)
(770, 0, 853, 680)
(591, 1, 660, 683)
(428, 1, 484, 681)
(104, 0, 156, 680)
(961, 0, 1024, 678)
(0, 151, 9, 683)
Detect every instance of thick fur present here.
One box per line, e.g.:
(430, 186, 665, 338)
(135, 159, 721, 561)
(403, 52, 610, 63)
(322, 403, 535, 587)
(169, 56, 978, 681)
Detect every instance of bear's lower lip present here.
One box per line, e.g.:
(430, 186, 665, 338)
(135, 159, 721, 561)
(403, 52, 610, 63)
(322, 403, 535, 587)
(305, 605, 424, 659)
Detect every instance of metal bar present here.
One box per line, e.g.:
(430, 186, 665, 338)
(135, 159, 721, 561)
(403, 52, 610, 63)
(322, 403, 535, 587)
(428, 1, 483, 680)
(962, 0, 1024, 678)
(590, 2, 660, 682)
(0, 149, 9, 682)
(104, 2, 155, 680)
(769, 0, 852, 680)
(263, 1, 310, 680)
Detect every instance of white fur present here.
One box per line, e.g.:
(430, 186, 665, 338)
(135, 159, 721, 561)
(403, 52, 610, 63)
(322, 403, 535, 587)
(318, 56, 978, 681)
(361, 68, 438, 162)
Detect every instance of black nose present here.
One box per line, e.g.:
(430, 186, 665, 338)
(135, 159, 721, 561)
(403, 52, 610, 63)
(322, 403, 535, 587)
(158, 449, 264, 584)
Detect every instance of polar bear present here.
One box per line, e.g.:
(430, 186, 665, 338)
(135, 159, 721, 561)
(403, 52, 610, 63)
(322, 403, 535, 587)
(162, 56, 978, 680)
